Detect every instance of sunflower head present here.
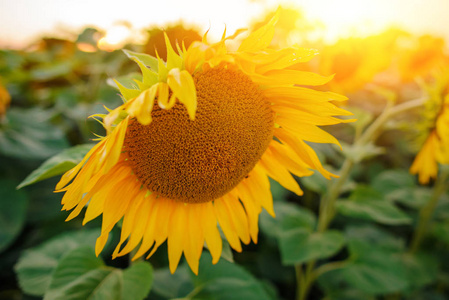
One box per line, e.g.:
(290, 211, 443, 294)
(56, 8, 353, 275)
(319, 31, 397, 94)
(144, 23, 202, 61)
(0, 82, 10, 118)
(398, 34, 448, 82)
(410, 70, 449, 184)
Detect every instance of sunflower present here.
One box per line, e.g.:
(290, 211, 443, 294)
(318, 31, 398, 94)
(398, 35, 448, 82)
(144, 23, 202, 61)
(410, 71, 449, 184)
(56, 9, 353, 275)
(0, 82, 10, 117)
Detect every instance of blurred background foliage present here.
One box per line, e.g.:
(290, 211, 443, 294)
(1, 5, 449, 300)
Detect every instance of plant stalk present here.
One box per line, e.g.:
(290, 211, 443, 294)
(295, 97, 425, 300)
(409, 167, 449, 253)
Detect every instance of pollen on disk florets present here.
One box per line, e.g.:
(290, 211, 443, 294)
(124, 66, 275, 203)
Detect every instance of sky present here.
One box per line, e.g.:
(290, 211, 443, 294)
(0, 0, 448, 48)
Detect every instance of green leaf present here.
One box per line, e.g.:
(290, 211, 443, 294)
(14, 229, 100, 296)
(123, 50, 159, 71)
(401, 254, 438, 289)
(0, 108, 69, 160)
(372, 169, 415, 194)
(29, 61, 73, 81)
(43, 247, 153, 300)
(341, 260, 407, 295)
(17, 144, 94, 189)
(122, 262, 153, 300)
(386, 187, 431, 209)
(44, 247, 120, 300)
(340, 240, 408, 294)
(345, 225, 405, 251)
(106, 72, 142, 89)
(152, 265, 194, 299)
(260, 202, 316, 238)
(336, 185, 412, 225)
(0, 179, 28, 253)
(279, 229, 345, 265)
(299, 171, 329, 194)
(193, 252, 275, 300)
(432, 221, 449, 245)
(336, 200, 412, 225)
(334, 226, 409, 295)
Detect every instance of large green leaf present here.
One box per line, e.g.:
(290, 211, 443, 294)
(336, 200, 412, 225)
(372, 169, 415, 194)
(0, 179, 28, 253)
(0, 108, 68, 160)
(44, 247, 153, 300)
(279, 228, 345, 265)
(401, 253, 438, 290)
(260, 202, 316, 238)
(193, 252, 275, 300)
(122, 262, 154, 300)
(44, 247, 119, 300)
(328, 225, 410, 295)
(340, 240, 408, 294)
(336, 185, 412, 225)
(14, 229, 100, 296)
(151, 265, 194, 299)
(17, 144, 94, 189)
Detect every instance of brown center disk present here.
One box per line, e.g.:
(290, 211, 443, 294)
(124, 66, 274, 203)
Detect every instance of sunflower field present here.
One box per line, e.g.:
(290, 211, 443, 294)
(1, 5, 449, 300)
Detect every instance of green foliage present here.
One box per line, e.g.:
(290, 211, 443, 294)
(14, 229, 101, 296)
(17, 144, 94, 189)
(151, 253, 276, 300)
(44, 247, 153, 300)
(0, 179, 28, 253)
(336, 185, 412, 225)
(0, 108, 69, 159)
(279, 229, 345, 265)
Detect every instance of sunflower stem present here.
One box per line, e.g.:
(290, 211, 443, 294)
(409, 167, 449, 253)
(296, 96, 426, 299)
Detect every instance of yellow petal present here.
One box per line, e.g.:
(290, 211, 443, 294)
(117, 192, 155, 257)
(183, 204, 204, 275)
(95, 232, 109, 256)
(268, 141, 313, 178)
(274, 128, 335, 180)
(259, 150, 303, 196)
(410, 131, 439, 184)
(164, 32, 183, 70)
(263, 86, 348, 102)
(167, 68, 197, 120)
(235, 184, 261, 243)
(246, 164, 275, 217)
(251, 69, 333, 86)
(201, 202, 222, 264)
(55, 140, 104, 190)
(278, 118, 342, 148)
(101, 176, 138, 235)
(238, 7, 280, 52)
(167, 202, 187, 274)
(214, 198, 242, 252)
(127, 87, 157, 125)
(223, 194, 251, 245)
